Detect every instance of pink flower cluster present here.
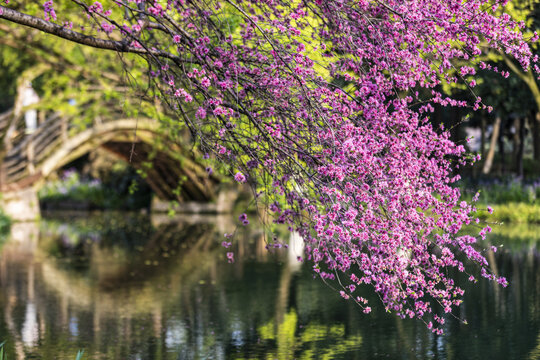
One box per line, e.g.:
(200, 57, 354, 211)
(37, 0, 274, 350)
(43, 0, 56, 21)
(31, 0, 537, 333)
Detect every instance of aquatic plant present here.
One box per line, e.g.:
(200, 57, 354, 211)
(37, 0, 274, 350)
(0, 341, 84, 359)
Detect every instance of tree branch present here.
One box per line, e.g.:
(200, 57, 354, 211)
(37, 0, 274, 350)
(502, 53, 540, 110)
(0, 5, 180, 62)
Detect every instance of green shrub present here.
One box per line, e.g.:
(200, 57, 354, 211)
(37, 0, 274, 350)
(460, 179, 540, 205)
(39, 169, 150, 210)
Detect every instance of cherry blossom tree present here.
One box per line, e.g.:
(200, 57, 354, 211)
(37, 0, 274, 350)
(0, 0, 538, 332)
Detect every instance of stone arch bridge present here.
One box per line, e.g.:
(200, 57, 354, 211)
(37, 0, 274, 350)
(0, 111, 234, 220)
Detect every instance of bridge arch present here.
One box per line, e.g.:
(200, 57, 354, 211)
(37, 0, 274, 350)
(0, 116, 234, 220)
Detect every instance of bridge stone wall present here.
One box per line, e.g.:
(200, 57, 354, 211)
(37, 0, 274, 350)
(1, 187, 40, 221)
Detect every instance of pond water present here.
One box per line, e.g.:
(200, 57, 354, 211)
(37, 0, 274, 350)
(0, 212, 539, 359)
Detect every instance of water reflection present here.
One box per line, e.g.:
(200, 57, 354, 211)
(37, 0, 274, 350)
(0, 214, 538, 359)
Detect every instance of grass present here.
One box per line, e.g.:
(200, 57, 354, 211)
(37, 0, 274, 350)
(476, 202, 540, 224)
(460, 178, 540, 204)
(459, 177, 540, 224)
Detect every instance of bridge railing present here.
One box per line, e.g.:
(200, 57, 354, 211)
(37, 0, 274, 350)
(0, 109, 14, 136)
(2, 115, 60, 182)
(1, 113, 119, 185)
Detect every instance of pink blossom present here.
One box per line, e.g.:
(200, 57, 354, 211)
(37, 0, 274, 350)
(196, 107, 207, 119)
(234, 172, 246, 183)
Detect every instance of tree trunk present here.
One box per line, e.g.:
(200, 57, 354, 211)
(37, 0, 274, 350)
(480, 113, 486, 160)
(498, 117, 506, 175)
(482, 116, 501, 175)
(450, 108, 460, 143)
(501, 56, 540, 170)
(512, 117, 520, 161)
(533, 111, 540, 164)
(517, 117, 525, 178)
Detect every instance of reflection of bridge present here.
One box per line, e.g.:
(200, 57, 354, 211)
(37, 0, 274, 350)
(0, 215, 301, 359)
(0, 111, 233, 220)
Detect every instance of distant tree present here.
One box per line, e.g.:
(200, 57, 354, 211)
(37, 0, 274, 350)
(462, 0, 540, 176)
(0, 0, 537, 332)
(0, 17, 158, 127)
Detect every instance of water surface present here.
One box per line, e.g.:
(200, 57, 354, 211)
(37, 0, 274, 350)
(0, 213, 538, 359)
